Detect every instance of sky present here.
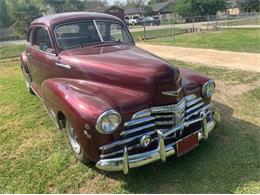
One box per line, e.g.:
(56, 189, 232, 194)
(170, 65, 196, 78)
(107, 0, 127, 5)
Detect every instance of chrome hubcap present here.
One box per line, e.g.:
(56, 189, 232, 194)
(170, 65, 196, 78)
(67, 122, 81, 154)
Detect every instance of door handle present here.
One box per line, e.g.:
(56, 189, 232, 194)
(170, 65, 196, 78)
(55, 62, 71, 69)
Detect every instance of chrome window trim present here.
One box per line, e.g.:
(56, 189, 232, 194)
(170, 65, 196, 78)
(93, 20, 104, 42)
(53, 19, 133, 50)
(31, 25, 56, 56)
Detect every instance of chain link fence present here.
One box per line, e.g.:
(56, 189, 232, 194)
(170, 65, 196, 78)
(129, 12, 260, 41)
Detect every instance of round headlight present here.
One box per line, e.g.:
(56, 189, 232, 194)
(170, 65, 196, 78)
(95, 110, 121, 134)
(202, 80, 215, 98)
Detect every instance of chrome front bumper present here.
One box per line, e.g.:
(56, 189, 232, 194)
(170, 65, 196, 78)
(96, 109, 221, 174)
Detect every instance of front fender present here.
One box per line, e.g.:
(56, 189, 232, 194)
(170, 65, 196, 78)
(179, 67, 212, 103)
(41, 78, 151, 161)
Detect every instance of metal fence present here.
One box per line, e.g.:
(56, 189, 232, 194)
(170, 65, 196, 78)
(0, 27, 22, 42)
(129, 12, 260, 41)
(0, 12, 259, 42)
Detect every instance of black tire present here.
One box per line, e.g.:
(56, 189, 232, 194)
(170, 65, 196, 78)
(65, 119, 91, 164)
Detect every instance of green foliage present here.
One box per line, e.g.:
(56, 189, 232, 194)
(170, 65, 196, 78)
(6, 0, 47, 36)
(84, 0, 107, 11)
(237, 0, 260, 12)
(143, 5, 153, 16)
(148, 0, 165, 5)
(174, 0, 227, 17)
(44, 0, 85, 13)
(4, 0, 86, 35)
(0, 0, 13, 27)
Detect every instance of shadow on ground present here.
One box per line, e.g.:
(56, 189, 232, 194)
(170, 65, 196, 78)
(98, 101, 260, 193)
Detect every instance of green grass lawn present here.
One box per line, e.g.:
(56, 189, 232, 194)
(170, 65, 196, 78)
(0, 45, 260, 193)
(0, 44, 25, 59)
(147, 29, 260, 53)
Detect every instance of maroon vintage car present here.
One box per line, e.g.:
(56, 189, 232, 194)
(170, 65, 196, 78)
(20, 12, 220, 174)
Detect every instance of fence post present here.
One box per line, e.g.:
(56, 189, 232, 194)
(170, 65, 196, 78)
(143, 24, 146, 42)
(192, 17, 195, 32)
(207, 15, 209, 31)
(214, 15, 217, 30)
(227, 13, 230, 29)
(171, 14, 176, 39)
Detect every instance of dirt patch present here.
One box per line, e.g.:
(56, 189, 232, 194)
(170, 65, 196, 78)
(71, 174, 120, 194)
(137, 44, 260, 72)
(17, 129, 54, 154)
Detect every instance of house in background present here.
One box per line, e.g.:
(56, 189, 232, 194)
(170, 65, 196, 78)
(85, 6, 124, 21)
(125, 7, 143, 18)
(103, 6, 124, 21)
(125, 1, 175, 20)
(151, 1, 173, 19)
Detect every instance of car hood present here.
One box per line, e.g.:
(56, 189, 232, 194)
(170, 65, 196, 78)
(60, 44, 182, 106)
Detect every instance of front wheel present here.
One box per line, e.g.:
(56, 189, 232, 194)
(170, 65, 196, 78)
(65, 119, 91, 164)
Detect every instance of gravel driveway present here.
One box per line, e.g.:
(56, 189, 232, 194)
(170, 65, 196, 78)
(137, 43, 260, 72)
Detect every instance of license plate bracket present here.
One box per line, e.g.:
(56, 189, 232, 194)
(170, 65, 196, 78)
(177, 132, 199, 157)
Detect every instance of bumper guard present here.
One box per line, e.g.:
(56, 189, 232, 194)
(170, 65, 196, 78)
(96, 109, 221, 174)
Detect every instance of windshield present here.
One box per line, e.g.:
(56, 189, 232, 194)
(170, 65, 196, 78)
(55, 20, 132, 49)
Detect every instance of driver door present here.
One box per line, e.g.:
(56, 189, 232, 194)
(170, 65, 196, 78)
(27, 26, 57, 95)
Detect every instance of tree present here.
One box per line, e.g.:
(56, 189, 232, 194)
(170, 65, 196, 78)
(148, 0, 165, 5)
(6, 0, 47, 35)
(125, 0, 146, 8)
(84, 0, 108, 11)
(113, 0, 126, 8)
(44, 0, 85, 13)
(143, 5, 153, 16)
(63, 0, 85, 12)
(0, 0, 13, 27)
(174, 0, 227, 17)
(237, 0, 259, 12)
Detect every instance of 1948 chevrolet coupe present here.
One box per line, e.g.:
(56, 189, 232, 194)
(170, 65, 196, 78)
(20, 12, 220, 174)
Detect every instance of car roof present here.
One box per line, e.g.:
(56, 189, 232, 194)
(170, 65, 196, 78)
(31, 12, 123, 29)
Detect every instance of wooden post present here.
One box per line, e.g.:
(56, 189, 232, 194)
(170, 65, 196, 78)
(143, 24, 146, 41)
(192, 17, 195, 32)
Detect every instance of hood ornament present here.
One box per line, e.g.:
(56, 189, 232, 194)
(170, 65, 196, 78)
(162, 87, 182, 96)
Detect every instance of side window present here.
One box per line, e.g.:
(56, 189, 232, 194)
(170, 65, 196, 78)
(33, 27, 53, 52)
(55, 24, 80, 38)
(96, 22, 130, 42)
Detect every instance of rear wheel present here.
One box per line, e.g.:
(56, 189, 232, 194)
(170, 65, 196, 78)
(65, 119, 91, 164)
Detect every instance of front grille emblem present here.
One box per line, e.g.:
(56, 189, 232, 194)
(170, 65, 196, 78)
(140, 135, 151, 148)
(162, 87, 182, 96)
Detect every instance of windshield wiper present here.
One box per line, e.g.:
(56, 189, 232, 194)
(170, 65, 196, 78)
(94, 40, 123, 48)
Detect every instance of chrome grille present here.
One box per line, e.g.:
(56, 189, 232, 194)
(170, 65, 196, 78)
(100, 94, 210, 159)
